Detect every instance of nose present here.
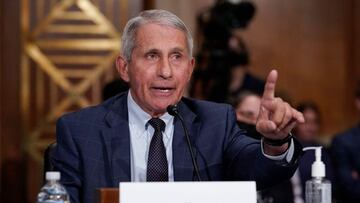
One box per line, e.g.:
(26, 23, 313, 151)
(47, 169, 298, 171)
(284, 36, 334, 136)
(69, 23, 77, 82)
(158, 57, 172, 79)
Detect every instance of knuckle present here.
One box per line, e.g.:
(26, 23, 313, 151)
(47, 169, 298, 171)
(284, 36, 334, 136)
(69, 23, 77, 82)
(285, 110, 293, 120)
(274, 117, 282, 126)
(275, 97, 283, 103)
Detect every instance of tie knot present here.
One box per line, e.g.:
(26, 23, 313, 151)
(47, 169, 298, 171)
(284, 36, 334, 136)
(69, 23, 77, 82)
(148, 118, 165, 132)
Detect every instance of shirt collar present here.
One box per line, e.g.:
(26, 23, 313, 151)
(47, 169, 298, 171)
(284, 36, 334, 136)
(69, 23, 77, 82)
(127, 90, 173, 139)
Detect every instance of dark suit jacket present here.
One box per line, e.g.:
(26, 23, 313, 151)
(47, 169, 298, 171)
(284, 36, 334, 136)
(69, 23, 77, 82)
(51, 92, 302, 203)
(331, 124, 360, 203)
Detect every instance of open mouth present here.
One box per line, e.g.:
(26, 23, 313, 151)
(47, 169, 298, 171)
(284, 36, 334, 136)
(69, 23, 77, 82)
(152, 87, 174, 93)
(153, 87, 174, 92)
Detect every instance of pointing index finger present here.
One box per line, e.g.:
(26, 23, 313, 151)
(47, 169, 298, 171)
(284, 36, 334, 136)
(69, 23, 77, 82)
(262, 69, 278, 100)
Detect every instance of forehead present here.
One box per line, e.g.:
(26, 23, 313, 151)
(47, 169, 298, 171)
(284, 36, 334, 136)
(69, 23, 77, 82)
(242, 96, 261, 105)
(134, 23, 188, 50)
(237, 96, 260, 111)
(303, 109, 318, 118)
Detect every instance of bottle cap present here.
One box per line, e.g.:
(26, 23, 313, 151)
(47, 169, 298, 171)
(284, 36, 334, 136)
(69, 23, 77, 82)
(46, 171, 61, 180)
(303, 146, 325, 178)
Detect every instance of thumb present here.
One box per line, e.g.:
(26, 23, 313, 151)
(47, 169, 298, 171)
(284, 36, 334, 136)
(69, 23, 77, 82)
(256, 106, 276, 134)
(256, 120, 277, 135)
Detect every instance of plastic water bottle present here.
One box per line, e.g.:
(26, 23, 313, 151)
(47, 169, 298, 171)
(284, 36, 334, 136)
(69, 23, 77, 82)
(37, 171, 70, 203)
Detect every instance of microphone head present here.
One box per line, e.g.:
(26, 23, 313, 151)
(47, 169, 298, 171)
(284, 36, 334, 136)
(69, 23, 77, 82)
(167, 105, 178, 116)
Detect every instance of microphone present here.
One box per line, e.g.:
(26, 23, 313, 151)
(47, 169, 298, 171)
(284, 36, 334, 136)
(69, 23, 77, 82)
(167, 105, 202, 181)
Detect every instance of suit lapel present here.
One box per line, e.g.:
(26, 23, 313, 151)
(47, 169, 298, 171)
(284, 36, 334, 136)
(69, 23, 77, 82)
(101, 93, 131, 185)
(100, 95, 201, 183)
(173, 100, 200, 181)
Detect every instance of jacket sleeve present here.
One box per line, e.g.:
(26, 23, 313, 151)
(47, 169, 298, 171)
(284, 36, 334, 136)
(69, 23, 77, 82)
(50, 117, 82, 203)
(223, 105, 302, 190)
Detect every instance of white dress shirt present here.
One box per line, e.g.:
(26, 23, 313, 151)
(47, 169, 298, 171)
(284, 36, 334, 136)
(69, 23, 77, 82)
(127, 92, 174, 181)
(127, 91, 294, 181)
(291, 169, 305, 203)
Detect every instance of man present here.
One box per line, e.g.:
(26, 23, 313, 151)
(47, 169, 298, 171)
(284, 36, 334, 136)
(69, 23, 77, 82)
(51, 10, 305, 203)
(331, 82, 360, 203)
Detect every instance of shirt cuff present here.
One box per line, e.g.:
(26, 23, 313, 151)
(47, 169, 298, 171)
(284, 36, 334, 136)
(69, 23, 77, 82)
(261, 138, 294, 163)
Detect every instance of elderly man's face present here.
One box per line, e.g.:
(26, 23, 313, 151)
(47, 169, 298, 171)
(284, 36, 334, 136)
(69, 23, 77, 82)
(117, 23, 194, 117)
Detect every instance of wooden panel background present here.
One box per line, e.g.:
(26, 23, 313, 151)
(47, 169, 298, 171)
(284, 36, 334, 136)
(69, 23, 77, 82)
(1, 0, 24, 202)
(157, 0, 360, 138)
(240, 0, 360, 137)
(355, 1, 360, 79)
(1, 0, 144, 202)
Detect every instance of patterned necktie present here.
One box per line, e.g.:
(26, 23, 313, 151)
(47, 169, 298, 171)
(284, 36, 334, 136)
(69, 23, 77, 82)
(147, 118, 168, 181)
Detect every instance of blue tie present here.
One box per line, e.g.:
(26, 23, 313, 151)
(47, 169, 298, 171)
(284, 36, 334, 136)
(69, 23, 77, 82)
(147, 118, 168, 181)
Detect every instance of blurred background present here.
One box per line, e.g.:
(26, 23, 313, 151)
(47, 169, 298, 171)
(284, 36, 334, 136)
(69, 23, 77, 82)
(1, 0, 359, 202)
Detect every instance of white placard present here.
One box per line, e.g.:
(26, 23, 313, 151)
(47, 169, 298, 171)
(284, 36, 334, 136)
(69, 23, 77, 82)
(120, 181, 256, 203)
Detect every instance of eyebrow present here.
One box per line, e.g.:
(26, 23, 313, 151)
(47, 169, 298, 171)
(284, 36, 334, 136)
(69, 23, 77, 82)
(170, 47, 185, 53)
(145, 48, 161, 54)
(144, 47, 186, 54)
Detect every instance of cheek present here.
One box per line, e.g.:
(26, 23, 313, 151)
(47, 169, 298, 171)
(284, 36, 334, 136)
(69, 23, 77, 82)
(127, 73, 144, 91)
(128, 65, 150, 84)
(309, 124, 319, 132)
(297, 125, 307, 133)
(177, 68, 192, 83)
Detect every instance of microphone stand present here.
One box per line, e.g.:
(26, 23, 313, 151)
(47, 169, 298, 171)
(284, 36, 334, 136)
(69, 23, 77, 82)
(167, 105, 202, 181)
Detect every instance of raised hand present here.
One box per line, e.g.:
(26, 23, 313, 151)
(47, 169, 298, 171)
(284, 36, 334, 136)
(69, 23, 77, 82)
(256, 70, 304, 147)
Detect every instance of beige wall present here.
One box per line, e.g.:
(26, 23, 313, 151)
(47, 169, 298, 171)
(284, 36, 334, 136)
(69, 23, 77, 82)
(155, 0, 360, 137)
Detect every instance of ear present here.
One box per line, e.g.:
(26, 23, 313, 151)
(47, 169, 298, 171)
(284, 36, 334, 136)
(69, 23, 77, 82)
(187, 57, 195, 81)
(116, 55, 130, 82)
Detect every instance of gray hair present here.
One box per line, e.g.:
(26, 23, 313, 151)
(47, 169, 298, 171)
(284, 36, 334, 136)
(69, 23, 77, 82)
(121, 9, 194, 61)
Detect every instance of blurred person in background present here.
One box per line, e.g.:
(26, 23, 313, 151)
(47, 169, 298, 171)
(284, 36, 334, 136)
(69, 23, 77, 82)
(331, 82, 360, 203)
(295, 102, 323, 145)
(232, 91, 262, 140)
(190, 0, 264, 103)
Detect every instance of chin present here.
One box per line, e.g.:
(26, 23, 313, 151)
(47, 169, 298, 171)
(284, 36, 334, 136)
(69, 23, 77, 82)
(152, 102, 174, 113)
(156, 98, 176, 106)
